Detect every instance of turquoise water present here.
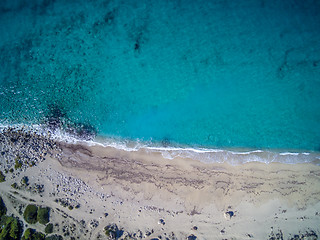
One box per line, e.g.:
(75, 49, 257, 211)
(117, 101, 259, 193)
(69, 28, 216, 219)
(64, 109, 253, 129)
(0, 0, 320, 152)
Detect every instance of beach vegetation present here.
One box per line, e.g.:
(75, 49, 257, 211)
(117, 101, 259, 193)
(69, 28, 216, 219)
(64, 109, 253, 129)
(0, 171, 5, 182)
(0, 197, 7, 217)
(29, 162, 36, 167)
(22, 228, 45, 240)
(22, 228, 34, 239)
(14, 158, 23, 169)
(32, 231, 45, 240)
(21, 176, 29, 186)
(44, 223, 53, 234)
(23, 204, 38, 224)
(11, 183, 18, 189)
(104, 224, 122, 239)
(37, 207, 50, 225)
(44, 234, 63, 240)
(0, 215, 22, 240)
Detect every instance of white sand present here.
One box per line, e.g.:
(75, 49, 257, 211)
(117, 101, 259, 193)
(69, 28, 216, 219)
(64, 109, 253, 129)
(1, 141, 320, 239)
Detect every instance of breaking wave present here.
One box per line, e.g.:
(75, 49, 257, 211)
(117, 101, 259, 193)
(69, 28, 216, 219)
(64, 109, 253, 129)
(1, 124, 319, 166)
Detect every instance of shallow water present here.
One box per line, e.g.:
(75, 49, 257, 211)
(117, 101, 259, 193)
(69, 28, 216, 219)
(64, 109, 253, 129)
(0, 0, 320, 154)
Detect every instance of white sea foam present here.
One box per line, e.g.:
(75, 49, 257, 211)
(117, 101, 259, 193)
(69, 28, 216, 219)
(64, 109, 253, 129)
(1, 124, 319, 165)
(279, 152, 300, 156)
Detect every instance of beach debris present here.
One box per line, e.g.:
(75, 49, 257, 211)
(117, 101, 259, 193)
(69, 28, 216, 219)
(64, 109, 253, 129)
(224, 211, 234, 219)
(158, 218, 165, 225)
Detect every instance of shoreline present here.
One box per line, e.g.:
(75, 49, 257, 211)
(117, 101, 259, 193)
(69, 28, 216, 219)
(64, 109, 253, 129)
(1, 124, 319, 165)
(1, 127, 320, 239)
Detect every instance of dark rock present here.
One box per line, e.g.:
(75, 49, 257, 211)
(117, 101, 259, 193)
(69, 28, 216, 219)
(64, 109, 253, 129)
(158, 218, 165, 225)
(104, 224, 123, 239)
(288, 230, 318, 240)
(187, 234, 197, 240)
(225, 211, 234, 219)
(268, 229, 283, 240)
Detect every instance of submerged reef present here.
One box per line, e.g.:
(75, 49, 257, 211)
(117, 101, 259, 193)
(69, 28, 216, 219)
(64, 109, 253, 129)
(44, 104, 97, 140)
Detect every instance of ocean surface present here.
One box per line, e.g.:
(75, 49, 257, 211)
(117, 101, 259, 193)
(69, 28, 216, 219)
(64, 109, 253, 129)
(0, 0, 320, 163)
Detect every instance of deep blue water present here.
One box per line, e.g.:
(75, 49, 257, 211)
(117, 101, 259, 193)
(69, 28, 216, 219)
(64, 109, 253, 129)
(0, 0, 320, 151)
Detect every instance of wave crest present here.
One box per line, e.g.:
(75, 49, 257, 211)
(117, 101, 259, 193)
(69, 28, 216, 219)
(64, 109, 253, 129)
(1, 124, 319, 165)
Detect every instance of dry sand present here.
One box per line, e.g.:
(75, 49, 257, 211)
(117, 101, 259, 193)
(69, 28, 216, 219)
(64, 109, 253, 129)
(1, 140, 320, 239)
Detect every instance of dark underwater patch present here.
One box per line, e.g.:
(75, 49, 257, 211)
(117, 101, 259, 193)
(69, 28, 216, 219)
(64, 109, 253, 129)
(45, 104, 66, 130)
(44, 104, 97, 140)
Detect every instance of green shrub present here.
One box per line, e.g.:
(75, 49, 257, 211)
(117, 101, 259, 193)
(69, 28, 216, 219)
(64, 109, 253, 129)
(14, 159, 23, 169)
(23, 204, 38, 224)
(21, 176, 29, 186)
(22, 228, 35, 240)
(0, 216, 22, 240)
(44, 223, 53, 234)
(44, 234, 63, 240)
(21, 228, 45, 240)
(0, 171, 5, 182)
(0, 196, 7, 217)
(32, 232, 45, 240)
(37, 207, 50, 225)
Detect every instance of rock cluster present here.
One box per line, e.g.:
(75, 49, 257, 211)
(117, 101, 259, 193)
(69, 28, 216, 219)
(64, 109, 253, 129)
(0, 126, 60, 174)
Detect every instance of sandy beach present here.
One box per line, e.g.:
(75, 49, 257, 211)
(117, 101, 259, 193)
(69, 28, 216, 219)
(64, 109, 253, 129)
(1, 129, 320, 239)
